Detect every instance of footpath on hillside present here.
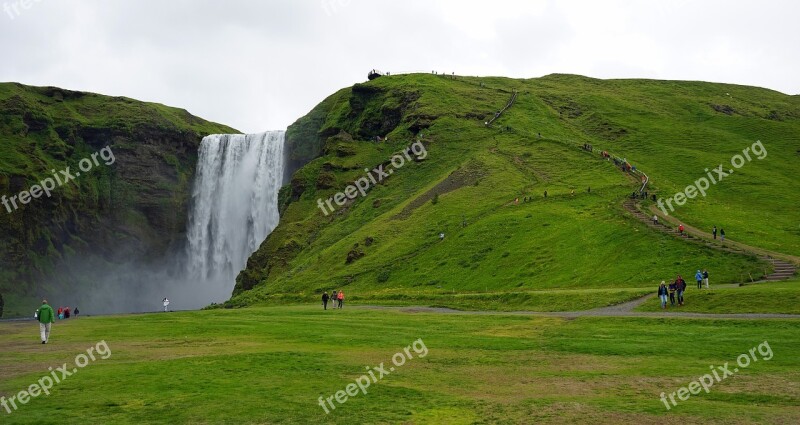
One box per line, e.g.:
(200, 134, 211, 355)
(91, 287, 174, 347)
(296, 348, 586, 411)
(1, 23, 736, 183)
(357, 298, 800, 319)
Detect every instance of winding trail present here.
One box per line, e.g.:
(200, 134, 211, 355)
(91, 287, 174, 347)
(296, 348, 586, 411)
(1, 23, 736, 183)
(357, 297, 800, 320)
(623, 199, 797, 282)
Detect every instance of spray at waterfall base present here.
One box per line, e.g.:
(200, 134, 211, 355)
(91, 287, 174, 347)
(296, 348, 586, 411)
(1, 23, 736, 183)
(317, 140, 428, 216)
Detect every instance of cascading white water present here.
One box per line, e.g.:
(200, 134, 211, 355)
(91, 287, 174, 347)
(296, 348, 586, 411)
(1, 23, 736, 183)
(184, 131, 285, 298)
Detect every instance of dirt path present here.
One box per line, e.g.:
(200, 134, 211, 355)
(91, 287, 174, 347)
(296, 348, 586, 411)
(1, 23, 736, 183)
(357, 298, 800, 320)
(645, 203, 800, 266)
(622, 199, 797, 282)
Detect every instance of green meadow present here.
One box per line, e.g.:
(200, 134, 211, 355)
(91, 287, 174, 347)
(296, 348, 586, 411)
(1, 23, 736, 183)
(1, 307, 799, 424)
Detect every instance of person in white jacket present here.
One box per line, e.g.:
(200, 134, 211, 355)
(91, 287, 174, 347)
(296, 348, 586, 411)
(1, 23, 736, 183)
(163, 297, 170, 312)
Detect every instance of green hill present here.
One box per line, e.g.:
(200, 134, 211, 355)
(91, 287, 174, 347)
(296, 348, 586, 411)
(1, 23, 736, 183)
(231, 73, 799, 307)
(0, 82, 237, 317)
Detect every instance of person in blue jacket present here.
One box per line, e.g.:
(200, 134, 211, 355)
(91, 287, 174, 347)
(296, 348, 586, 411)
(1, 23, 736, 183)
(695, 270, 703, 289)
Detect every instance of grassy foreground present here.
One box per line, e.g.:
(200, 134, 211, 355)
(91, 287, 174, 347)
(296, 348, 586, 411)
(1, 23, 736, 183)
(1, 306, 798, 424)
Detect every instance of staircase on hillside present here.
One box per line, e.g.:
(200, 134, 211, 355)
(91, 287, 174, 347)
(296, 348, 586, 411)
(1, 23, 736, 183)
(622, 199, 796, 282)
(485, 90, 518, 126)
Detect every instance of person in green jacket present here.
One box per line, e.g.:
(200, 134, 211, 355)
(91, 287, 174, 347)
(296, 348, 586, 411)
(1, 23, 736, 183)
(37, 300, 55, 344)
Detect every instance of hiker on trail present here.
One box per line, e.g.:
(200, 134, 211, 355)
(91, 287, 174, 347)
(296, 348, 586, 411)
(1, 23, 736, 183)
(695, 270, 703, 289)
(331, 291, 338, 309)
(658, 282, 668, 309)
(676, 275, 687, 305)
(703, 269, 710, 289)
(712, 226, 718, 239)
(37, 300, 55, 344)
(668, 280, 677, 306)
(163, 297, 170, 312)
(322, 292, 329, 310)
(653, 215, 658, 225)
(57, 306, 64, 320)
(337, 291, 344, 309)
(64, 307, 71, 319)
(678, 224, 685, 236)
(720, 229, 726, 241)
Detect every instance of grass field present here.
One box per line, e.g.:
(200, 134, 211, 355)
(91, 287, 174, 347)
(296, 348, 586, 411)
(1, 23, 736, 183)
(1, 307, 799, 424)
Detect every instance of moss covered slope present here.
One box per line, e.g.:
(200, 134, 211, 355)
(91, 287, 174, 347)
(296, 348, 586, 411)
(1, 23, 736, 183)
(232, 73, 799, 306)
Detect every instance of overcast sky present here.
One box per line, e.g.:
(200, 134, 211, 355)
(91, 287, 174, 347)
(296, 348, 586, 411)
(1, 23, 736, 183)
(2, 0, 797, 133)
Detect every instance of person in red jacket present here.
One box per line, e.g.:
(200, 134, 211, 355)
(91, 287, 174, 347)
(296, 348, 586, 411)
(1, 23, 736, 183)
(678, 224, 685, 236)
(337, 291, 344, 309)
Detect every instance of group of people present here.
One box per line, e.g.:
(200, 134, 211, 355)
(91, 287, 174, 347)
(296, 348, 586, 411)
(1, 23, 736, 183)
(33, 301, 78, 344)
(35, 304, 78, 320)
(57, 306, 77, 319)
(322, 291, 345, 310)
(658, 276, 686, 308)
(712, 225, 726, 241)
(657, 269, 710, 308)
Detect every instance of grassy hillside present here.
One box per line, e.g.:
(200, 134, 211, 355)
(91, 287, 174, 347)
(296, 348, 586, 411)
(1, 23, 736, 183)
(0, 83, 237, 317)
(232, 74, 798, 307)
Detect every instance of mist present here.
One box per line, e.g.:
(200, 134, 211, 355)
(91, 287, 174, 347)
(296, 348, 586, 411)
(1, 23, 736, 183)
(40, 131, 287, 315)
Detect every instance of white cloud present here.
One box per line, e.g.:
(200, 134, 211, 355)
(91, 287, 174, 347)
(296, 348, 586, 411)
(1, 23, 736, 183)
(0, 0, 797, 133)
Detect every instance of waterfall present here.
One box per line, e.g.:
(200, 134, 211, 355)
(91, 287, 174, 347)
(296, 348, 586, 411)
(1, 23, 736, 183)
(184, 131, 285, 297)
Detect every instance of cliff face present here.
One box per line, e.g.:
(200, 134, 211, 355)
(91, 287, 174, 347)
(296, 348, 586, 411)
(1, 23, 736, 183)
(0, 83, 237, 315)
(234, 78, 428, 296)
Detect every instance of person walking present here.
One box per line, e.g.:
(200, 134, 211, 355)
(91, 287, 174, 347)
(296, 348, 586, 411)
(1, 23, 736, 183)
(337, 291, 344, 309)
(331, 291, 338, 309)
(695, 270, 703, 289)
(668, 280, 677, 306)
(720, 228, 726, 241)
(712, 226, 717, 240)
(322, 292, 329, 310)
(37, 300, 55, 344)
(703, 269, 710, 289)
(57, 306, 64, 320)
(658, 282, 668, 309)
(676, 275, 686, 305)
(678, 224, 685, 236)
(163, 298, 170, 312)
(74, 307, 79, 317)
(653, 214, 658, 225)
